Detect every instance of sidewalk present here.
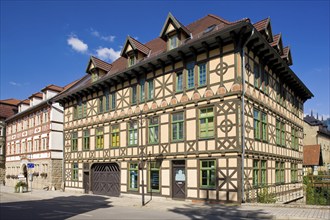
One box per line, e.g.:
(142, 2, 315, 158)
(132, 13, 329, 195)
(1, 185, 329, 220)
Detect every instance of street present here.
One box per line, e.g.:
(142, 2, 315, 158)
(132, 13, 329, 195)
(0, 186, 329, 220)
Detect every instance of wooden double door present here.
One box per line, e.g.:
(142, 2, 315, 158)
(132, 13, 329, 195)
(172, 160, 186, 199)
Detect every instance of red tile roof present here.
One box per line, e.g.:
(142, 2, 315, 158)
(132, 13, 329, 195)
(303, 145, 322, 166)
(28, 92, 43, 99)
(270, 33, 281, 47)
(19, 99, 30, 105)
(0, 98, 21, 106)
(0, 99, 20, 119)
(90, 56, 112, 72)
(41, 84, 64, 93)
(128, 36, 151, 56)
(253, 18, 270, 31)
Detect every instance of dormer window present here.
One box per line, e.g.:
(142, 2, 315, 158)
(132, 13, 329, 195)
(128, 55, 136, 67)
(91, 71, 99, 82)
(168, 34, 178, 50)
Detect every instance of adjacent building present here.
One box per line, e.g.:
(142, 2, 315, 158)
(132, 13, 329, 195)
(54, 13, 313, 203)
(303, 114, 330, 174)
(5, 84, 74, 190)
(0, 99, 20, 184)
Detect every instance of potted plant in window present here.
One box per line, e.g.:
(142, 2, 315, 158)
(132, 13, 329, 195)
(40, 172, 47, 178)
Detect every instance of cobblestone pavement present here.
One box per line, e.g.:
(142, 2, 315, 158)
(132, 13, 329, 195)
(1, 185, 329, 220)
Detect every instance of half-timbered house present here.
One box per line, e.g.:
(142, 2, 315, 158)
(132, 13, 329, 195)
(55, 13, 313, 203)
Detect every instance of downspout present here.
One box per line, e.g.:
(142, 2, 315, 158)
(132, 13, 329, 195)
(241, 28, 255, 203)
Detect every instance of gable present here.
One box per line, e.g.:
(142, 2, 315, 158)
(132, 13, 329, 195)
(165, 23, 176, 34)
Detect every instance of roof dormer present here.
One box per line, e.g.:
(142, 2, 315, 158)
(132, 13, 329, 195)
(86, 56, 112, 82)
(29, 92, 43, 107)
(271, 33, 284, 55)
(159, 12, 191, 50)
(120, 36, 150, 67)
(281, 46, 293, 66)
(254, 17, 273, 43)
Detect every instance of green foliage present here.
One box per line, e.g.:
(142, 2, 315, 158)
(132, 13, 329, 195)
(257, 187, 277, 203)
(14, 181, 28, 193)
(304, 175, 330, 205)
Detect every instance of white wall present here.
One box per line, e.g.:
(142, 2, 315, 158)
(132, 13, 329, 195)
(46, 90, 58, 100)
(49, 131, 63, 151)
(50, 103, 64, 123)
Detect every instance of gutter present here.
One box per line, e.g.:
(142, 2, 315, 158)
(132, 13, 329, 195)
(241, 28, 255, 203)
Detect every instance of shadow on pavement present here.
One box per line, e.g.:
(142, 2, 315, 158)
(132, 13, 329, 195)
(168, 203, 273, 220)
(0, 194, 112, 220)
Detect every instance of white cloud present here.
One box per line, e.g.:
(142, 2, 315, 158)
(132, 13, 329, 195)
(67, 36, 88, 53)
(96, 47, 120, 62)
(9, 81, 21, 86)
(90, 28, 115, 42)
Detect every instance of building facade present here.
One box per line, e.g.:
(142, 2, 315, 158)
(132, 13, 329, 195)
(0, 99, 20, 184)
(5, 84, 73, 190)
(55, 13, 313, 203)
(303, 114, 330, 174)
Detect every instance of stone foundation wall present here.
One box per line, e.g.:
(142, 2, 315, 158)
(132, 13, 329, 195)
(5, 159, 63, 190)
(0, 161, 5, 185)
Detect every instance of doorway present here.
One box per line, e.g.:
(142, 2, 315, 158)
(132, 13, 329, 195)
(172, 160, 186, 199)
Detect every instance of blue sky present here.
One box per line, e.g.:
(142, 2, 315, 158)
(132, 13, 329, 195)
(1, 1, 329, 119)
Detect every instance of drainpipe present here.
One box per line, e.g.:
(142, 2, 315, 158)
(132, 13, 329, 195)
(241, 28, 255, 203)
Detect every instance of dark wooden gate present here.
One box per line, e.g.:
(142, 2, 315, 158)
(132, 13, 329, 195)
(172, 160, 186, 199)
(91, 163, 120, 196)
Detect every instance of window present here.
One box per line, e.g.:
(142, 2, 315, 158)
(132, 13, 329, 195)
(72, 163, 78, 181)
(147, 80, 154, 100)
(128, 55, 135, 67)
(21, 142, 26, 153)
(83, 130, 90, 150)
(198, 63, 206, 87)
(111, 125, 120, 148)
(42, 137, 47, 150)
(168, 34, 178, 50)
(253, 160, 267, 187)
(149, 161, 161, 192)
(71, 132, 78, 151)
(261, 112, 267, 141)
(111, 92, 116, 110)
(281, 122, 286, 146)
(291, 163, 298, 183)
(200, 160, 216, 188)
(131, 85, 137, 105)
(172, 112, 184, 141)
(199, 107, 214, 138)
(73, 106, 78, 120)
(99, 91, 109, 114)
(254, 109, 267, 141)
(129, 163, 138, 191)
(276, 161, 285, 184)
(254, 109, 260, 139)
(140, 78, 145, 102)
(254, 63, 260, 88)
(96, 128, 104, 149)
(263, 71, 269, 94)
(42, 110, 49, 123)
(34, 139, 40, 152)
(186, 62, 195, 90)
(148, 117, 159, 144)
(291, 127, 298, 151)
(16, 143, 20, 154)
(91, 72, 98, 82)
(176, 72, 183, 92)
(28, 141, 32, 152)
(128, 121, 138, 146)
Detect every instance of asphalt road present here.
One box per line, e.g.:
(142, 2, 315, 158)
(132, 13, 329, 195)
(0, 191, 267, 220)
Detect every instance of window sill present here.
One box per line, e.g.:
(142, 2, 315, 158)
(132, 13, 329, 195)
(198, 137, 214, 141)
(200, 187, 216, 190)
(171, 139, 184, 143)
